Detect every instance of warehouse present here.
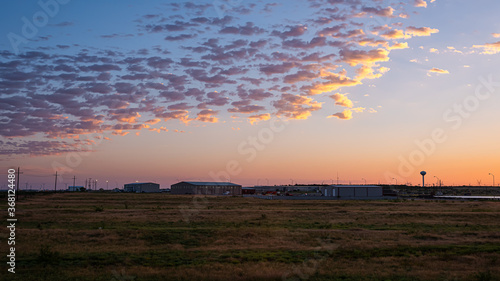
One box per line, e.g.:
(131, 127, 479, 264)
(171, 181, 242, 195)
(124, 182, 160, 193)
(321, 185, 383, 199)
(242, 187, 256, 194)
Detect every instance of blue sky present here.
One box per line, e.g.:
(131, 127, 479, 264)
(1, 0, 499, 189)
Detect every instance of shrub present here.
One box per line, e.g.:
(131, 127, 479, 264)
(474, 271, 492, 281)
(37, 245, 61, 266)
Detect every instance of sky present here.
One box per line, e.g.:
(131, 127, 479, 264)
(1, 0, 499, 190)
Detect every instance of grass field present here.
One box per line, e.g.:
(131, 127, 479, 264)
(2, 192, 500, 281)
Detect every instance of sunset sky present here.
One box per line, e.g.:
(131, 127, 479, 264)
(1, 0, 499, 189)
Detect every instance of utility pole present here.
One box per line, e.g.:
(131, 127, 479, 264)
(54, 171, 58, 192)
(16, 167, 21, 199)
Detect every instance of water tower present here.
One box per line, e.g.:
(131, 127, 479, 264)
(420, 171, 427, 187)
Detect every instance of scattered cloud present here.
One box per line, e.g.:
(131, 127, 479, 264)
(428, 67, 450, 76)
(0, 0, 447, 156)
(406, 26, 439, 37)
(356, 65, 390, 80)
(381, 29, 406, 39)
(388, 42, 409, 50)
(248, 113, 271, 125)
(328, 109, 353, 120)
(196, 109, 219, 123)
(220, 22, 265, 36)
(272, 25, 308, 38)
(351, 107, 365, 113)
(473, 41, 500, 54)
(145, 119, 161, 125)
(305, 71, 361, 95)
(446, 46, 463, 54)
(330, 93, 353, 108)
(273, 94, 322, 120)
(228, 100, 266, 114)
(361, 6, 395, 17)
(414, 0, 427, 8)
(340, 48, 390, 66)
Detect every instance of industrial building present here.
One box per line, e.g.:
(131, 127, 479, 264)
(253, 185, 324, 193)
(171, 181, 242, 195)
(321, 185, 383, 199)
(242, 187, 256, 194)
(67, 186, 85, 192)
(124, 182, 160, 193)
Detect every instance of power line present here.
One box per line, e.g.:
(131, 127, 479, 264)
(54, 171, 58, 192)
(15, 167, 24, 198)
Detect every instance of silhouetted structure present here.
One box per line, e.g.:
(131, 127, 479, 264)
(420, 171, 427, 187)
(321, 185, 383, 198)
(242, 187, 256, 194)
(67, 186, 85, 192)
(124, 182, 160, 193)
(171, 181, 242, 195)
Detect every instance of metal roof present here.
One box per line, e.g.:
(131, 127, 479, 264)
(176, 181, 241, 186)
(124, 182, 158, 185)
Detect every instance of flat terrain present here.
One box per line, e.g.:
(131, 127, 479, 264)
(2, 192, 500, 281)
